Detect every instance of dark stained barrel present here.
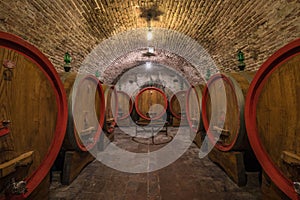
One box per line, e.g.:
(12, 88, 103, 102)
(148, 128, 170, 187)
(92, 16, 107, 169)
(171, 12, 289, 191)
(0, 32, 68, 199)
(59, 72, 105, 151)
(135, 87, 168, 120)
(186, 85, 205, 133)
(245, 38, 300, 199)
(102, 84, 118, 133)
(202, 72, 255, 151)
(116, 91, 133, 120)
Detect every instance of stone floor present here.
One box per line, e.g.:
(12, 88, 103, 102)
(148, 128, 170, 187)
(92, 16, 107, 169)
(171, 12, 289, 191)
(49, 127, 262, 200)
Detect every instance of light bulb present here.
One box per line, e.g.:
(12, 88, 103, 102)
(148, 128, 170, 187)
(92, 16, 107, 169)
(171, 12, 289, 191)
(147, 30, 153, 41)
(146, 62, 152, 69)
(148, 46, 154, 53)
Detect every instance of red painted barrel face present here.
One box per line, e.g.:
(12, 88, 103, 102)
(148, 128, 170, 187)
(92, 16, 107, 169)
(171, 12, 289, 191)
(170, 90, 187, 119)
(103, 85, 118, 121)
(186, 85, 204, 133)
(245, 38, 300, 199)
(0, 32, 67, 198)
(117, 91, 133, 120)
(73, 75, 105, 151)
(202, 74, 240, 151)
(135, 87, 168, 120)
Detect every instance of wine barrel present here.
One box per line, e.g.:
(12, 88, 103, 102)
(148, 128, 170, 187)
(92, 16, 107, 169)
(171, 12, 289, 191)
(135, 87, 168, 120)
(0, 32, 67, 198)
(245, 38, 300, 199)
(102, 85, 118, 134)
(202, 72, 255, 151)
(186, 85, 205, 133)
(59, 72, 105, 151)
(170, 90, 187, 120)
(116, 91, 133, 120)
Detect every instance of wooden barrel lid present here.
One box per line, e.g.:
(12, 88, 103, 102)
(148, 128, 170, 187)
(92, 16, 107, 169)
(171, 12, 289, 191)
(102, 84, 118, 133)
(245, 38, 300, 199)
(72, 74, 105, 151)
(169, 90, 187, 120)
(116, 91, 133, 120)
(202, 72, 255, 151)
(0, 32, 67, 198)
(135, 87, 168, 120)
(186, 85, 204, 133)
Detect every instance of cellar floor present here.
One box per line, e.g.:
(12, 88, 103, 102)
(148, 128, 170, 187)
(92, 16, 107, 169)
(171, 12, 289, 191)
(49, 127, 262, 200)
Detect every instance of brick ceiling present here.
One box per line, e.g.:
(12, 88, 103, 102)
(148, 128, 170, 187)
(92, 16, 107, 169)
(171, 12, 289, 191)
(0, 0, 299, 84)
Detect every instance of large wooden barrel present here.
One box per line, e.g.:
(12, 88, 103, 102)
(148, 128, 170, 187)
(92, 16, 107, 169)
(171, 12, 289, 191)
(170, 90, 187, 120)
(169, 90, 188, 127)
(102, 85, 118, 134)
(202, 72, 255, 151)
(135, 87, 168, 120)
(245, 38, 300, 199)
(116, 91, 133, 127)
(186, 85, 205, 133)
(0, 32, 67, 198)
(59, 72, 105, 151)
(116, 91, 133, 120)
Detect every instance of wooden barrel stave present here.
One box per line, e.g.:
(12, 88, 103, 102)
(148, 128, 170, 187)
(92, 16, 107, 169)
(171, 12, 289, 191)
(186, 85, 205, 133)
(170, 90, 187, 120)
(245, 39, 300, 199)
(116, 91, 133, 127)
(102, 84, 118, 133)
(0, 32, 68, 198)
(202, 72, 255, 151)
(59, 72, 105, 151)
(116, 91, 133, 120)
(135, 87, 168, 121)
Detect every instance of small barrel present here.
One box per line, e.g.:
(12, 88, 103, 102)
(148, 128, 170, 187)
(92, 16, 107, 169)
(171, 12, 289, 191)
(116, 91, 133, 120)
(169, 90, 187, 120)
(59, 72, 105, 151)
(245, 38, 300, 199)
(202, 72, 255, 151)
(0, 32, 68, 198)
(135, 87, 168, 120)
(186, 85, 205, 133)
(102, 84, 118, 133)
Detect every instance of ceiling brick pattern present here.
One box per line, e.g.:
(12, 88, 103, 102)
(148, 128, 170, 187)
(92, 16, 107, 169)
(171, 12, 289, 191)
(0, 0, 299, 84)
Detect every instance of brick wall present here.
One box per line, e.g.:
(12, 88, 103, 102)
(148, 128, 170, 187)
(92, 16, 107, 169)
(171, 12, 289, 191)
(0, 0, 299, 84)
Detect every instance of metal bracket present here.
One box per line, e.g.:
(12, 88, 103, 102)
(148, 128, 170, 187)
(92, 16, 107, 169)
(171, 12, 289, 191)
(293, 182, 300, 195)
(3, 60, 15, 81)
(0, 120, 11, 137)
(6, 178, 27, 195)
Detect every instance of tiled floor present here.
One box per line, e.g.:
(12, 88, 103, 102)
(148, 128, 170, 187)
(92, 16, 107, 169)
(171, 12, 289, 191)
(49, 127, 261, 200)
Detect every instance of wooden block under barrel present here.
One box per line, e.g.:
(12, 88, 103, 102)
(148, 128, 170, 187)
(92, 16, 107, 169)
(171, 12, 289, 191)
(261, 171, 290, 200)
(208, 148, 246, 186)
(61, 151, 94, 185)
(27, 173, 50, 200)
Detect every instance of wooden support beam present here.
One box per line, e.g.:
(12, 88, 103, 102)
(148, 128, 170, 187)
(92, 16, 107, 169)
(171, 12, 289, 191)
(281, 151, 300, 166)
(208, 148, 246, 186)
(0, 151, 34, 178)
(213, 126, 230, 137)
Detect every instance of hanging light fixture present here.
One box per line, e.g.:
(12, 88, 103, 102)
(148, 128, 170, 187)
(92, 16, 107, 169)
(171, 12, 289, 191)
(147, 29, 153, 41)
(147, 14, 153, 41)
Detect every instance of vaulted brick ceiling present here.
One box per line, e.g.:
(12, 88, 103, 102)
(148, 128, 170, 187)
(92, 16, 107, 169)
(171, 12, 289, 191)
(0, 0, 299, 84)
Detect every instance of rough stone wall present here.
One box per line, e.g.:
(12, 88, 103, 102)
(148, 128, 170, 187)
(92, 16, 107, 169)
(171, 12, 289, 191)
(0, 0, 299, 84)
